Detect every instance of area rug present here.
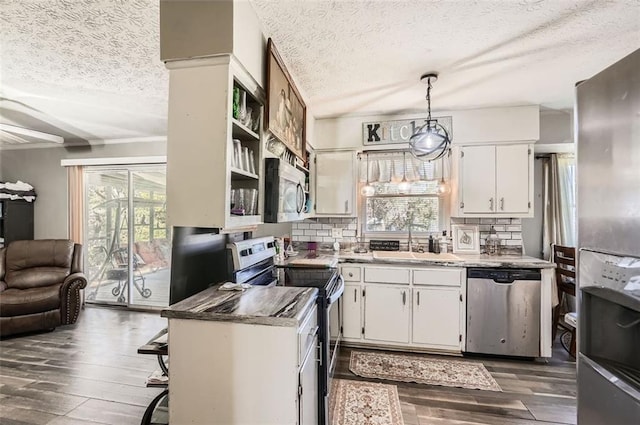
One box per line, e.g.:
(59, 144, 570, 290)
(349, 351, 502, 392)
(330, 379, 404, 425)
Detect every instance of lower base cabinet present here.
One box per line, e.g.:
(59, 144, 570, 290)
(299, 333, 318, 425)
(363, 285, 410, 344)
(167, 305, 317, 424)
(341, 265, 464, 352)
(412, 287, 462, 349)
(343, 284, 362, 339)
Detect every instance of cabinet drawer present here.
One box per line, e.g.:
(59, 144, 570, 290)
(364, 267, 410, 284)
(413, 268, 464, 286)
(341, 266, 361, 282)
(298, 305, 318, 366)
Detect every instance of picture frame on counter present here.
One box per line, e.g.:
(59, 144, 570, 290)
(451, 224, 480, 254)
(266, 38, 306, 161)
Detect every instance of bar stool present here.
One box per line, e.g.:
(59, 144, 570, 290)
(552, 244, 576, 357)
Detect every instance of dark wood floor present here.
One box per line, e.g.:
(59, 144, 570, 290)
(0, 307, 167, 425)
(336, 344, 577, 425)
(0, 307, 576, 425)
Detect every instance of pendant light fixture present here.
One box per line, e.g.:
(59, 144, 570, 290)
(436, 152, 451, 196)
(398, 151, 411, 193)
(410, 72, 451, 161)
(360, 153, 375, 197)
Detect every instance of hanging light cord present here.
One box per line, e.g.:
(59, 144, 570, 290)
(426, 77, 432, 121)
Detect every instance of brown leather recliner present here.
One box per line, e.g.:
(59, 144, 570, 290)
(0, 239, 87, 337)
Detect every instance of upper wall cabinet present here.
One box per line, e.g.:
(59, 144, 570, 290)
(451, 143, 533, 217)
(314, 150, 356, 216)
(166, 56, 264, 229)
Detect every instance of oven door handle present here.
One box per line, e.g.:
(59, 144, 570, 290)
(328, 274, 345, 304)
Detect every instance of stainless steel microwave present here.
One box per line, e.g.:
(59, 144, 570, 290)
(264, 158, 307, 223)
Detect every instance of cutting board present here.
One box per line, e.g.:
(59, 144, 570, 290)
(286, 257, 338, 268)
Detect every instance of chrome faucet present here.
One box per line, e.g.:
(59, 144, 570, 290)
(407, 223, 430, 252)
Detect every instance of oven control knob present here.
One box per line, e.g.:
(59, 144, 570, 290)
(240, 249, 252, 256)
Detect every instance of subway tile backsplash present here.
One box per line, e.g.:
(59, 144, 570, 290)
(450, 217, 523, 254)
(292, 216, 523, 254)
(291, 217, 359, 249)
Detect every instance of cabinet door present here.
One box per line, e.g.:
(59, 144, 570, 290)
(343, 284, 362, 339)
(460, 145, 496, 214)
(299, 336, 318, 425)
(413, 287, 461, 349)
(315, 151, 356, 215)
(364, 286, 410, 343)
(496, 144, 530, 214)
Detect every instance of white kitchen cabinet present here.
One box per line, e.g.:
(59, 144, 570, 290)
(343, 284, 363, 339)
(452, 143, 533, 217)
(412, 287, 462, 349)
(364, 285, 410, 343)
(166, 55, 263, 229)
(315, 150, 356, 216)
(299, 331, 318, 425)
(169, 303, 317, 424)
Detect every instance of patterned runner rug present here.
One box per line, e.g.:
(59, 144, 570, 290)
(330, 379, 404, 425)
(349, 351, 502, 392)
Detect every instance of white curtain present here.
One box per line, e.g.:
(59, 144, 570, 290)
(67, 165, 84, 244)
(358, 151, 437, 182)
(542, 153, 576, 259)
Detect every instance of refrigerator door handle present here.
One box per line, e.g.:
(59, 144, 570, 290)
(580, 354, 640, 402)
(617, 318, 640, 329)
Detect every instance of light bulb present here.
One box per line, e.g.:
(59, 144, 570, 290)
(437, 179, 450, 196)
(398, 180, 411, 194)
(361, 184, 375, 197)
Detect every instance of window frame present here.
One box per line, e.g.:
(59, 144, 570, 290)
(358, 174, 450, 242)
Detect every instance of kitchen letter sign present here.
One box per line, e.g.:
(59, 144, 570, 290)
(362, 116, 452, 146)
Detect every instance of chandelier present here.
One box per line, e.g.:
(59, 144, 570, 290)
(409, 73, 451, 161)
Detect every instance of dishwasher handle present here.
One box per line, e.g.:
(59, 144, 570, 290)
(493, 278, 516, 284)
(467, 268, 541, 281)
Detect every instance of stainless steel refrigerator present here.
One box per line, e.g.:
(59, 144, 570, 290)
(576, 49, 640, 424)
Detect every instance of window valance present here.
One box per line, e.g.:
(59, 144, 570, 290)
(358, 151, 436, 183)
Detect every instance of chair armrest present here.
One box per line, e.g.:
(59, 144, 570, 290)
(63, 272, 87, 289)
(60, 273, 88, 325)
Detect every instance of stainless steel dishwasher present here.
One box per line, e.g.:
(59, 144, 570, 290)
(466, 268, 541, 357)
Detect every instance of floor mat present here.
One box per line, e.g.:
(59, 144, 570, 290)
(330, 379, 404, 425)
(349, 350, 502, 392)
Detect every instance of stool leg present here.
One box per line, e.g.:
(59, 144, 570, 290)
(552, 304, 560, 342)
(569, 329, 576, 357)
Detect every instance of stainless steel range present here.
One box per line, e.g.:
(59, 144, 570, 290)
(281, 267, 344, 425)
(228, 237, 344, 425)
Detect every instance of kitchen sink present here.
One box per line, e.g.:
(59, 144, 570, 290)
(410, 252, 460, 261)
(372, 251, 460, 261)
(372, 251, 414, 259)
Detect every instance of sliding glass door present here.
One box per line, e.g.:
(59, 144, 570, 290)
(84, 165, 170, 308)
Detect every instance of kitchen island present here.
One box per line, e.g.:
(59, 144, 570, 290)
(162, 284, 319, 425)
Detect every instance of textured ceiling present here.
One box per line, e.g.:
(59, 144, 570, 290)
(251, 0, 640, 118)
(0, 0, 638, 146)
(0, 0, 168, 145)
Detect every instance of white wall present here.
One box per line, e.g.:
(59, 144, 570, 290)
(0, 141, 167, 239)
(313, 105, 540, 150)
(521, 158, 545, 258)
